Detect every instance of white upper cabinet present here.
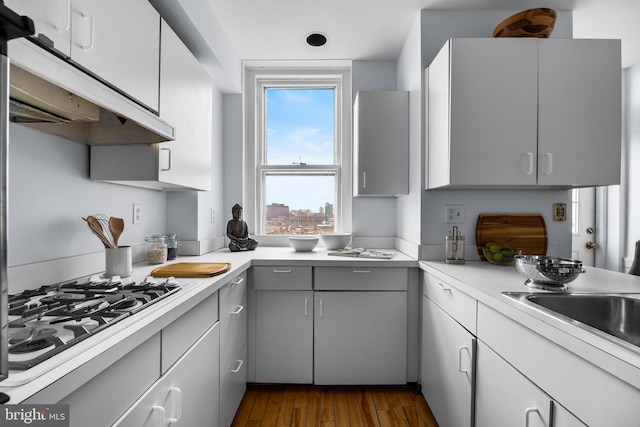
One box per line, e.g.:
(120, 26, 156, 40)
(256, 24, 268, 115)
(5, 0, 160, 111)
(354, 91, 409, 196)
(156, 19, 212, 190)
(427, 38, 621, 189)
(90, 20, 213, 191)
(5, 0, 72, 57)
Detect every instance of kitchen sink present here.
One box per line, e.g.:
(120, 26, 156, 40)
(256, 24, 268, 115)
(503, 292, 640, 349)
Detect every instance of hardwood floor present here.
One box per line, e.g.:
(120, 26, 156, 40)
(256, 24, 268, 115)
(230, 384, 439, 427)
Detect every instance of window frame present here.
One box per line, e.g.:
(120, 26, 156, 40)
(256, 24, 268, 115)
(243, 66, 352, 243)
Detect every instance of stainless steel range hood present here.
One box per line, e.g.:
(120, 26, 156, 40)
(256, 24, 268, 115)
(7, 38, 174, 145)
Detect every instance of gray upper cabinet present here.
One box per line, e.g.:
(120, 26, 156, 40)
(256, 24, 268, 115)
(427, 38, 621, 189)
(354, 91, 409, 196)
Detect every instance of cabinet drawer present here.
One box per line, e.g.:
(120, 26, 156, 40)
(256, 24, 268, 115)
(221, 345, 247, 427)
(423, 272, 476, 334)
(314, 267, 407, 291)
(58, 333, 161, 427)
(220, 275, 247, 374)
(162, 292, 219, 373)
(220, 272, 247, 309)
(253, 266, 312, 290)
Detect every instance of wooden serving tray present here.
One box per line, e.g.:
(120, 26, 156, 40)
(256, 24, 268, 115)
(476, 214, 548, 259)
(151, 262, 231, 278)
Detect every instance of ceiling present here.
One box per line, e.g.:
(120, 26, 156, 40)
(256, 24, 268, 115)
(205, 0, 640, 68)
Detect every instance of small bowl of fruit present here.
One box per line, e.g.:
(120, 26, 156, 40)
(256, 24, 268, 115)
(482, 242, 521, 266)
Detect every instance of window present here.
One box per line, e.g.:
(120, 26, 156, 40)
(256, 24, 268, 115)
(244, 67, 352, 238)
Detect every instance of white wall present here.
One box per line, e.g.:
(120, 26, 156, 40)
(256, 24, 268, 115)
(8, 124, 166, 267)
(396, 15, 424, 254)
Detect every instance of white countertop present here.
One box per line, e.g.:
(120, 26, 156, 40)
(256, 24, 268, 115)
(3, 247, 640, 402)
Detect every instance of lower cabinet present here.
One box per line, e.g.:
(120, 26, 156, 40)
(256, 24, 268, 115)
(252, 266, 408, 385)
(255, 290, 314, 383)
(113, 323, 221, 426)
(254, 266, 314, 383)
(421, 295, 475, 427)
(314, 290, 407, 385)
(475, 340, 585, 427)
(219, 273, 248, 427)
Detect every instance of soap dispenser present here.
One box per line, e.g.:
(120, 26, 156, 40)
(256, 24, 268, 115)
(445, 226, 465, 264)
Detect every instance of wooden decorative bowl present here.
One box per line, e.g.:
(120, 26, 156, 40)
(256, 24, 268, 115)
(493, 8, 557, 38)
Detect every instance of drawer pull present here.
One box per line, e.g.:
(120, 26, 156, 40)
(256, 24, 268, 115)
(231, 359, 244, 373)
(230, 305, 244, 315)
(436, 282, 452, 292)
(231, 276, 244, 285)
(167, 387, 182, 423)
(352, 269, 371, 274)
(151, 405, 165, 426)
(273, 268, 293, 273)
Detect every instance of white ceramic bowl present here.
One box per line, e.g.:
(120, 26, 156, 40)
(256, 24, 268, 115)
(319, 233, 352, 250)
(288, 236, 319, 252)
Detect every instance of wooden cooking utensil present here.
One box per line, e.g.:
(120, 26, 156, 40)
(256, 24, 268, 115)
(109, 217, 125, 248)
(84, 216, 113, 248)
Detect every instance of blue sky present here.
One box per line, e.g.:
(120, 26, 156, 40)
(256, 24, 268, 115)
(265, 88, 335, 211)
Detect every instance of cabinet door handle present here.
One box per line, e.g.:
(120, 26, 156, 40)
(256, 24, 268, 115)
(167, 387, 182, 423)
(151, 405, 165, 426)
(543, 152, 553, 175)
(273, 268, 292, 273)
(231, 276, 244, 285)
(80, 13, 94, 50)
(522, 152, 534, 175)
(230, 305, 244, 315)
(319, 299, 323, 318)
(363, 171, 367, 189)
(231, 359, 244, 373)
(436, 282, 452, 292)
(55, 0, 71, 31)
(161, 147, 172, 171)
(458, 346, 472, 383)
(524, 407, 540, 427)
(304, 298, 309, 317)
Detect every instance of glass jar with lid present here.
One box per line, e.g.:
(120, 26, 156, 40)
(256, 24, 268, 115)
(145, 235, 167, 264)
(165, 233, 179, 260)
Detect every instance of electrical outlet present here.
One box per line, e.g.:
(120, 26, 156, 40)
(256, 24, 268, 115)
(211, 208, 216, 224)
(133, 204, 142, 224)
(445, 204, 465, 224)
(553, 203, 567, 221)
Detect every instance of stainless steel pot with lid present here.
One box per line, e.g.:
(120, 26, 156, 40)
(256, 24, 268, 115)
(515, 255, 586, 291)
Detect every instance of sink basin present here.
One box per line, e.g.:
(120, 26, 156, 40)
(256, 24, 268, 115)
(503, 292, 640, 349)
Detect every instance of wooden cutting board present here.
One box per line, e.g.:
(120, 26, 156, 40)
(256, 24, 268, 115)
(476, 214, 547, 259)
(151, 262, 231, 278)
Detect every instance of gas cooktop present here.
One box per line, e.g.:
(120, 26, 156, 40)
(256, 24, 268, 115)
(7, 275, 181, 370)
